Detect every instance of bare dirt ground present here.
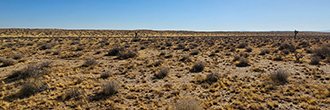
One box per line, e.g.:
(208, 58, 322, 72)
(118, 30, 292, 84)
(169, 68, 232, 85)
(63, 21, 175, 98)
(1, 29, 330, 110)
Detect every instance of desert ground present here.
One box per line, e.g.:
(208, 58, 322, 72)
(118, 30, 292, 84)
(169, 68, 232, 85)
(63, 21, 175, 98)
(1, 29, 330, 110)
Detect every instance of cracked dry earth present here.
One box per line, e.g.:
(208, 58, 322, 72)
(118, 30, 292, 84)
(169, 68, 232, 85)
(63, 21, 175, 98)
(1, 35, 330, 110)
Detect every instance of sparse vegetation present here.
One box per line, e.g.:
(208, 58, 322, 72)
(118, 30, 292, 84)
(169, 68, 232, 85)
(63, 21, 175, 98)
(191, 61, 205, 72)
(100, 71, 112, 79)
(236, 57, 250, 67)
(0, 57, 16, 67)
(82, 58, 98, 67)
(1, 29, 330, 109)
(154, 67, 169, 79)
(269, 69, 289, 84)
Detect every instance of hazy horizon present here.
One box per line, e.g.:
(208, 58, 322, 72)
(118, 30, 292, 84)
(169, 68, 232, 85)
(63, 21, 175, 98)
(1, 0, 329, 31)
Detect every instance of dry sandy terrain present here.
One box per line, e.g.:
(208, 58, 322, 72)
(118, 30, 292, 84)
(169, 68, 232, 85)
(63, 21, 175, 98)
(1, 29, 330, 109)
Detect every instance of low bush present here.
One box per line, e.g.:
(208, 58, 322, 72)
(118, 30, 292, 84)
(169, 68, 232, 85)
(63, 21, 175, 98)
(310, 56, 321, 65)
(154, 67, 169, 79)
(82, 58, 98, 67)
(100, 71, 112, 79)
(191, 61, 205, 72)
(269, 69, 289, 84)
(236, 57, 250, 67)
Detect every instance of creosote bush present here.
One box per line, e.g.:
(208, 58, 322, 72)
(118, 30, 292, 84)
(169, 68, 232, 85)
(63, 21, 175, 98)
(100, 71, 112, 79)
(191, 61, 205, 72)
(0, 58, 16, 67)
(310, 56, 321, 65)
(313, 45, 330, 59)
(236, 57, 250, 67)
(155, 67, 169, 79)
(4, 62, 51, 83)
(12, 52, 23, 59)
(107, 47, 124, 56)
(205, 72, 221, 84)
(174, 97, 203, 110)
(190, 49, 200, 55)
(259, 49, 270, 55)
(60, 88, 81, 101)
(17, 78, 47, 99)
(102, 81, 120, 96)
(117, 50, 137, 59)
(270, 69, 289, 84)
(82, 58, 98, 67)
(237, 42, 247, 48)
(245, 47, 253, 52)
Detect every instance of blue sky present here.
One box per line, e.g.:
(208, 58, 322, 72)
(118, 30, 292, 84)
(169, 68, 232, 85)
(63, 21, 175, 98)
(0, 0, 329, 31)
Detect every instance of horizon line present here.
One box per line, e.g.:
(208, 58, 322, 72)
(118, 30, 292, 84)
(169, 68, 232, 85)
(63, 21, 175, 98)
(0, 27, 329, 33)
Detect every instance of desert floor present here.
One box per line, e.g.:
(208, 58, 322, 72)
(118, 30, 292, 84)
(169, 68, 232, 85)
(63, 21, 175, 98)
(1, 29, 330, 110)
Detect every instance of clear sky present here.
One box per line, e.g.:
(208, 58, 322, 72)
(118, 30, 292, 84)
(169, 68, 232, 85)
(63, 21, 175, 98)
(0, 0, 329, 31)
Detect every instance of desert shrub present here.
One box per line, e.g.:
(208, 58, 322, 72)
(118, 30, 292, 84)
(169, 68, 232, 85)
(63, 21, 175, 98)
(45, 49, 52, 54)
(282, 49, 290, 54)
(4, 62, 50, 83)
(191, 61, 205, 72)
(273, 55, 283, 61)
(38, 43, 52, 50)
(165, 54, 173, 59)
(179, 54, 191, 62)
(237, 42, 247, 48)
(94, 49, 102, 54)
(100, 71, 112, 79)
(306, 48, 313, 53)
(313, 45, 330, 59)
(0, 58, 16, 67)
(159, 51, 166, 56)
(155, 67, 169, 79)
(298, 40, 310, 47)
(240, 52, 249, 58)
(190, 49, 200, 55)
(259, 49, 270, 55)
(176, 43, 185, 50)
(209, 52, 216, 57)
(245, 47, 253, 52)
(17, 78, 47, 99)
(166, 41, 173, 47)
(174, 97, 203, 110)
(60, 88, 81, 101)
(233, 55, 240, 61)
(205, 72, 221, 84)
(106, 47, 124, 56)
(102, 81, 120, 96)
(82, 58, 98, 67)
(310, 56, 321, 65)
(76, 52, 84, 57)
(12, 52, 23, 59)
(279, 43, 295, 52)
(183, 47, 190, 51)
(141, 45, 146, 50)
(214, 49, 220, 53)
(236, 57, 250, 67)
(229, 46, 236, 52)
(76, 46, 84, 51)
(269, 69, 289, 84)
(117, 50, 137, 59)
